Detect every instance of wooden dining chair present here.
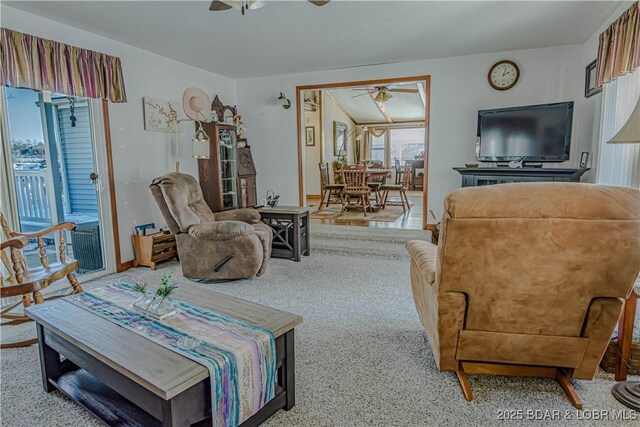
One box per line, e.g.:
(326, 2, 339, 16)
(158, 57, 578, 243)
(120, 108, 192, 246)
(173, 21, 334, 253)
(380, 164, 412, 213)
(367, 161, 385, 205)
(318, 163, 344, 210)
(394, 157, 404, 184)
(340, 165, 371, 217)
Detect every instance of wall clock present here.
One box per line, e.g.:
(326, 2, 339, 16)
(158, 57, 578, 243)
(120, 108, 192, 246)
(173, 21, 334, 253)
(488, 60, 520, 90)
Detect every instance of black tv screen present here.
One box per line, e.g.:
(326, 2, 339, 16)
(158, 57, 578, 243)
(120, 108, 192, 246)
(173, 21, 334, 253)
(477, 102, 573, 162)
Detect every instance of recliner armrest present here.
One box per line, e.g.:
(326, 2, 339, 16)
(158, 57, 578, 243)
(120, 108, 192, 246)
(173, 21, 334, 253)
(188, 221, 254, 240)
(406, 240, 438, 285)
(212, 208, 261, 224)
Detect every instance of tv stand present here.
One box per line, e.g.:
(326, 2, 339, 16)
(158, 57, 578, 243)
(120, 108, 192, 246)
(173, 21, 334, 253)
(453, 167, 589, 187)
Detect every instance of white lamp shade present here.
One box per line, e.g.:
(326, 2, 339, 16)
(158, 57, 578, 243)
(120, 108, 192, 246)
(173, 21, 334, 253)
(608, 98, 640, 144)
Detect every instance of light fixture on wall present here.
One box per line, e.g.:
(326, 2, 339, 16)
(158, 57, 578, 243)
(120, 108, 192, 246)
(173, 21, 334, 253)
(277, 92, 291, 109)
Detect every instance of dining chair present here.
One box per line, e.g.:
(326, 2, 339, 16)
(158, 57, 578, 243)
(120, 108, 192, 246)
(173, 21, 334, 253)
(380, 164, 412, 213)
(318, 163, 344, 210)
(340, 165, 371, 217)
(394, 157, 404, 184)
(367, 161, 385, 205)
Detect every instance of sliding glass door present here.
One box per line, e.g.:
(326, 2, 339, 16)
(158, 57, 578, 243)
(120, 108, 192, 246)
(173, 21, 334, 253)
(3, 87, 111, 278)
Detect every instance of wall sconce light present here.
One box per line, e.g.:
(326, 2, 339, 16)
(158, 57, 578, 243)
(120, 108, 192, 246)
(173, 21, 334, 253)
(277, 92, 291, 109)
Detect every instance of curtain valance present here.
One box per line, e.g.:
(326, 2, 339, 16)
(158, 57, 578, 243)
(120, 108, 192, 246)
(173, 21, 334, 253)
(0, 28, 127, 102)
(596, 2, 639, 88)
(368, 127, 387, 137)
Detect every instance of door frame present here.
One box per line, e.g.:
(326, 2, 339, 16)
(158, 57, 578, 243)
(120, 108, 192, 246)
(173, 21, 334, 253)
(295, 75, 431, 229)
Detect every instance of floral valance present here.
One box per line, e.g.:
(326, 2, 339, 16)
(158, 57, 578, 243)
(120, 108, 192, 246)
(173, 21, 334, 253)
(596, 2, 640, 87)
(0, 28, 127, 102)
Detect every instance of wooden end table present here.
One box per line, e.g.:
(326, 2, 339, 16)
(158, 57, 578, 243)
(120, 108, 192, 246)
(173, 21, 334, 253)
(26, 283, 303, 427)
(257, 207, 310, 262)
(612, 280, 640, 410)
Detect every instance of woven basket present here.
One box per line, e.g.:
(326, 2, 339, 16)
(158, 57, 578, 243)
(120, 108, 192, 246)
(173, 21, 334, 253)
(600, 339, 640, 375)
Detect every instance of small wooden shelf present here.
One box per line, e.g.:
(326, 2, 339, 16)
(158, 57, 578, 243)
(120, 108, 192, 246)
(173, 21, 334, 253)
(132, 231, 178, 270)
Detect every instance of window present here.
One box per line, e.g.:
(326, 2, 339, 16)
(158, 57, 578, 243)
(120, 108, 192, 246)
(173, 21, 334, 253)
(389, 127, 425, 164)
(370, 133, 385, 163)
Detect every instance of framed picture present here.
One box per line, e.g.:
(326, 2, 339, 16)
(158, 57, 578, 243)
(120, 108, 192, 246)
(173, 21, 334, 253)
(143, 97, 179, 132)
(305, 126, 315, 146)
(333, 121, 348, 156)
(585, 60, 602, 98)
(579, 152, 590, 168)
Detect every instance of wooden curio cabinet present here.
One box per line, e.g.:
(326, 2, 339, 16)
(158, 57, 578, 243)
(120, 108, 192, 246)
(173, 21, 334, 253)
(198, 122, 239, 211)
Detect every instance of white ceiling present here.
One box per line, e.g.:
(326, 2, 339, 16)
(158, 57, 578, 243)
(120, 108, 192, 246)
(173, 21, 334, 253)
(326, 82, 425, 123)
(5, 1, 621, 79)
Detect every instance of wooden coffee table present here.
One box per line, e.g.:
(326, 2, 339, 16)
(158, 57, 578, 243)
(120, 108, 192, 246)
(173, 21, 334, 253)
(26, 283, 302, 427)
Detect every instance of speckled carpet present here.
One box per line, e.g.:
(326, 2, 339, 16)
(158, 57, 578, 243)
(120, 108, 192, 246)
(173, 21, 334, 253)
(1, 224, 637, 426)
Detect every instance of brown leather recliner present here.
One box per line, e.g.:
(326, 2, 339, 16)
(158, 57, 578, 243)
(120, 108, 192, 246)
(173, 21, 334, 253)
(150, 173, 272, 280)
(406, 183, 640, 408)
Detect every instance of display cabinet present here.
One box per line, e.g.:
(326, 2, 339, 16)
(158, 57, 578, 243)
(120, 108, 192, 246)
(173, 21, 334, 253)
(198, 122, 239, 211)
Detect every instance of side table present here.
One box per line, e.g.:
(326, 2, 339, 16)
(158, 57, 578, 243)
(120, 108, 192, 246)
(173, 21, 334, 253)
(257, 206, 310, 262)
(612, 279, 640, 410)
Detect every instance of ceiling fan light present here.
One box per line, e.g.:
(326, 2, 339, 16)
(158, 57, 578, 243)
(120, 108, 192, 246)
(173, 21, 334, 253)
(375, 91, 392, 103)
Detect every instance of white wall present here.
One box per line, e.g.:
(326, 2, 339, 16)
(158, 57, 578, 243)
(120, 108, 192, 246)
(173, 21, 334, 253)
(321, 91, 356, 165)
(1, 5, 237, 262)
(303, 106, 321, 195)
(237, 44, 585, 217)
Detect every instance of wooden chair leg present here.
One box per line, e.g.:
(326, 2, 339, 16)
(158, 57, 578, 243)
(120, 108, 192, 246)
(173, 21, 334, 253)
(400, 190, 407, 213)
(67, 273, 83, 293)
(0, 337, 38, 349)
(455, 362, 473, 401)
(556, 370, 583, 409)
(362, 195, 367, 217)
(318, 190, 326, 211)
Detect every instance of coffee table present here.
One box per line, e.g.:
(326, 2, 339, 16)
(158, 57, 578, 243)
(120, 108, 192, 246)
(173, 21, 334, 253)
(26, 283, 303, 427)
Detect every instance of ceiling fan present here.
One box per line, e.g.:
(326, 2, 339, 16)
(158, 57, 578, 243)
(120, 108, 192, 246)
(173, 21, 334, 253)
(352, 85, 419, 103)
(210, 1, 330, 15)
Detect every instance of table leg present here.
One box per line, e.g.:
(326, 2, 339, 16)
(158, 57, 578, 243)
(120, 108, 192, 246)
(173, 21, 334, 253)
(303, 213, 310, 256)
(281, 330, 296, 410)
(292, 215, 301, 262)
(36, 323, 62, 393)
(616, 292, 638, 381)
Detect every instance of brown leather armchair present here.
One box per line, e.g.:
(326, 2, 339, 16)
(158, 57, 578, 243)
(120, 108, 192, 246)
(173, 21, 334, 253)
(150, 173, 272, 280)
(406, 183, 640, 408)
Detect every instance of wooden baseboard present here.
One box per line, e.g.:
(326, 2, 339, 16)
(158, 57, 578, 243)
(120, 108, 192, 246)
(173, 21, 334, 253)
(306, 194, 321, 200)
(118, 259, 135, 272)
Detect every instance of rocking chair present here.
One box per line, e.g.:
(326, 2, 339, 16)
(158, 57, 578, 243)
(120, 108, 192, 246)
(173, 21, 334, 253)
(1, 214, 83, 348)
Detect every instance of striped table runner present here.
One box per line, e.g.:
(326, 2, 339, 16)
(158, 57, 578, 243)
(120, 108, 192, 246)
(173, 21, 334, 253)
(65, 282, 275, 427)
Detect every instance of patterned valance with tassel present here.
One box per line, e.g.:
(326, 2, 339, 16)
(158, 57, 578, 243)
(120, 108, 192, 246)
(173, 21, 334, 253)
(596, 2, 640, 88)
(0, 28, 127, 102)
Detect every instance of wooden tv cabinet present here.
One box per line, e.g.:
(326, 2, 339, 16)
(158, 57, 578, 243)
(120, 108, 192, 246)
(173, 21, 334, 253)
(453, 167, 589, 187)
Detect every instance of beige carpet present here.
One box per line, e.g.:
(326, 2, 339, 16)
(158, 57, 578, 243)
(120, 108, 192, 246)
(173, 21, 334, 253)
(0, 225, 637, 426)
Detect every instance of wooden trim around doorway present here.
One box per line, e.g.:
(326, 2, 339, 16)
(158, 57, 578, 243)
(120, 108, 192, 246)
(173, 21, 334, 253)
(296, 75, 431, 229)
(101, 99, 130, 272)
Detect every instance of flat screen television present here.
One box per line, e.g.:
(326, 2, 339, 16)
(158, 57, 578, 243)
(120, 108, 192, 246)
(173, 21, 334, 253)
(476, 101, 573, 162)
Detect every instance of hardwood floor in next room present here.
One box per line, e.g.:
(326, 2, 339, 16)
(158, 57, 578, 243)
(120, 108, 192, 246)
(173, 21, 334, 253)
(307, 191, 424, 230)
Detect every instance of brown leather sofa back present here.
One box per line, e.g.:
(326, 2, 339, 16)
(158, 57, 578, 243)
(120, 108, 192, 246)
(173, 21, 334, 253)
(437, 183, 639, 338)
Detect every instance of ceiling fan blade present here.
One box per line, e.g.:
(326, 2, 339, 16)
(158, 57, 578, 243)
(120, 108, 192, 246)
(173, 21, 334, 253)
(389, 89, 419, 93)
(351, 92, 373, 99)
(209, 1, 233, 11)
(308, 0, 331, 5)
(352, 88, 375, 92)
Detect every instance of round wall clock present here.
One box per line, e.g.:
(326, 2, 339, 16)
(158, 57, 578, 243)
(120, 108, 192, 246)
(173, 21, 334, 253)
(488, 60, 520, 90)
